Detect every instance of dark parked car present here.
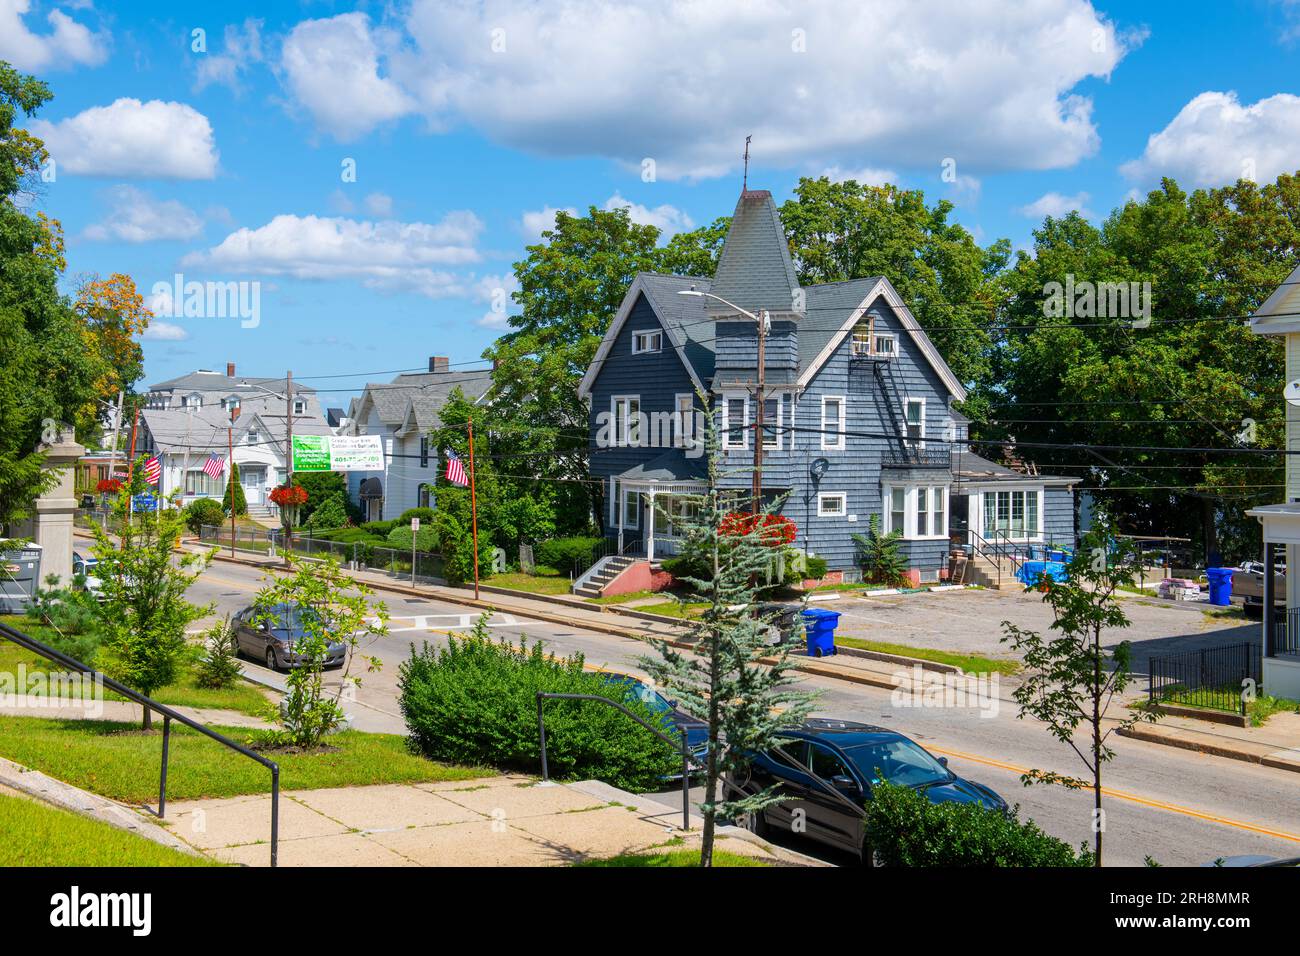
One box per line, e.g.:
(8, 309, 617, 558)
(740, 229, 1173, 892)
(231, 602, 348, 672)
(600, 672, 708, 767)
(728, 718, 1007, 862)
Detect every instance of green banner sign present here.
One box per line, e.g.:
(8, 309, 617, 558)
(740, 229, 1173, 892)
(291, 434, 383, 472)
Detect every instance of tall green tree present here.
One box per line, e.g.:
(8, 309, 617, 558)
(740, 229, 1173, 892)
(0, 62, 109, 529)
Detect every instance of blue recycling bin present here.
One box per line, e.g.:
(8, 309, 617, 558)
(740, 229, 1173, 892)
(1205, 567, 1234, 606)
(800, 607, 840, 658)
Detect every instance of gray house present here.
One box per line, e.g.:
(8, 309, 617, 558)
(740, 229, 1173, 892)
(577, 188, 1076, 587)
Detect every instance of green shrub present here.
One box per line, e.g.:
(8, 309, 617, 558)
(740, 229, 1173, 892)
(398, 507, 436, 524)
(304, 494, 350, 531)
(24, 576, 102, 664)
(221, 462, 247, 516)
(864, 779, 1092, 867)
(853, 514, 908, 586)
(360, 520, 397, 536)
(386, 523, 440, 553)
(398, 620, 679, 791)
(805, 555, 829, 580)
(660, 554, 708, 581)
(194, 615, 242, 689)
(534, 536, 603, 572)
(184, 498, 226, 535)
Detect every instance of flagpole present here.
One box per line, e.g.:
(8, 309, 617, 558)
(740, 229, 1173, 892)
(467, 417, 480, 601)
(123, 406, 139, 548)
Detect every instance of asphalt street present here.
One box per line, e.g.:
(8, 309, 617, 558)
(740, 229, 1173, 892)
(188, 560, 1300, 867)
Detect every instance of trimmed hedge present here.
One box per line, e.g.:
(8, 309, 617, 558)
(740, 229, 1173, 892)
(386, 523, 440, 553)
(398, 626, 679, 791)
(534, 536, 603, 572)
(184, 498, 225, 535)
(398, 507, 436, 524)
(864, 779, 1092, 867)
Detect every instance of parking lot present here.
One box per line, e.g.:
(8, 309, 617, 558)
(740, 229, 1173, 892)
(822, 586, 1258, 675)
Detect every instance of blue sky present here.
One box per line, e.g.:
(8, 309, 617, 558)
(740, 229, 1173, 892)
(6, 0, 1300, 409)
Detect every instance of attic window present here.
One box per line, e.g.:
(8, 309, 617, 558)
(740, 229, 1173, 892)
(851, 320, 895, 358)
(632, 331, 662, 354)
(293, 399, 306, 415)
(873, 333, 897, 358)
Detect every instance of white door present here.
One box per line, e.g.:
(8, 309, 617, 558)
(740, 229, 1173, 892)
(241, 466, 265, 506)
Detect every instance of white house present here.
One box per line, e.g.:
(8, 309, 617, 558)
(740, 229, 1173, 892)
(136, 364, 332, 518)
(342, 357, 492, 521)
(1246, 262, 1300, 699)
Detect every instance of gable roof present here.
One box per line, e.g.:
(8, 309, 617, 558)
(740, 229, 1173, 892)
(357, 370, 492, 428)
(709, 190, 802, 314)
(1251, 260, 1300, 335)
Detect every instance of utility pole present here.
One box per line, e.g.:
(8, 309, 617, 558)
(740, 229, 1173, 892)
(123, 405, 140, 546)
(106, 390, 124, 529)
(228, 407, 239, 558)
(284, 369, 294, 567)
(751, 309, 769, 514)
(468, 417, 481, 601)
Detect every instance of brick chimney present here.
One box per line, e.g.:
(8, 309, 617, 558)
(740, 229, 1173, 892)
(226, 362, 236, 377)
(428, 356, 449, 373)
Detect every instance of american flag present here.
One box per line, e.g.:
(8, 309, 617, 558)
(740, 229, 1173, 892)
(143, 455, 162, 485)
(444, 448, 469, 487)
(202, 453, 226, 480)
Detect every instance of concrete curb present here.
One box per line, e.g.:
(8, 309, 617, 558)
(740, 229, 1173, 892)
(1118, 724, 1300, 775)
(0, 756, 202, 855)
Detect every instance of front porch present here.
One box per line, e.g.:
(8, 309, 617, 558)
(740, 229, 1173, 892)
(612, 479, 706, 563)
(1246, 503, 1300, 699)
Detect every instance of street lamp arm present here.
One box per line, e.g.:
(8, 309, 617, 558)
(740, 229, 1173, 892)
(676, 288, 758, 321)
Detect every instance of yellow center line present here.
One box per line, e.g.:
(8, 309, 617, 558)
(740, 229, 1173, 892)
(929, 744, 1300, 844)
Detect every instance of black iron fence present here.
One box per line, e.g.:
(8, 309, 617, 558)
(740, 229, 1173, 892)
(0, 619, 280, 866)
(1147, 642, 1262, 717)
(1270, 607, 1300, 658)
(198, 525, 445, 582)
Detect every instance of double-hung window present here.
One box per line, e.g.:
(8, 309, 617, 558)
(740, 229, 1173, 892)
(722, 394, 748, 449)
(904, 399, 925, 448)
(762, 395, 782, 450)
(419, 436, 429, 467)
(821, 396, 845, 450)
(622, 488, 640, 530)
(612, 396, 640, 447)
(674, 394, 694, 448)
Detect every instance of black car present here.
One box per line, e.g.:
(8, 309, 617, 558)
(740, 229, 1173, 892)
(728, 718, 1007, 862)
(231, 602, 348, 671)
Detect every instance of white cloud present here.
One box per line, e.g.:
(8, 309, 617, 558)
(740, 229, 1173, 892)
(30, 98, 219, 179)
(1121, 91, 1300, 188)
(475, 272, 519, 327)
(519, 205, 577, 242)
(382, 0, 1136, 179)
(142, 321, 189, 341)
(364, 192, 394, 218)
(1017, 190, 1093, 219)
(281, 13, 414, 141)
(194, 19, 264, 94)
(182, 211, 484, 299)
(0, 0, 108, 72)
(603, 193, 693, 236)
(820, 166, 898, 187)
(83, 185, 204, 242)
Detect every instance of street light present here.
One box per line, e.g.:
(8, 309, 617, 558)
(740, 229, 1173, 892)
(678, 288, 771, 512)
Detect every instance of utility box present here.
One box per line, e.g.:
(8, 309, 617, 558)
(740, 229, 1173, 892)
(0, 543, 43, 613)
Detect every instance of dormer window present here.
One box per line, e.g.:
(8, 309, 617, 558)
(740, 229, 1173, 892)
(183, 393, 203, 409)
(632, 331, 662, 354)
(222, 396, 241, 412)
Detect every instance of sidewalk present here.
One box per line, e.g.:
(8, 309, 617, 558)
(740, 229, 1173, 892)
(163, 774, 820, 867)
(1119, 709, 1300, 773)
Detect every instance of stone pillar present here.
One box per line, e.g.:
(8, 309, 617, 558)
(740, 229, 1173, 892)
(12, 426, 86, 587)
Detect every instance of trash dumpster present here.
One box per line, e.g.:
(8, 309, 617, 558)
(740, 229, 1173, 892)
(1205, 567, 1234, 607)
(800, 607, 840, 658)
(0, 543, 42, 613)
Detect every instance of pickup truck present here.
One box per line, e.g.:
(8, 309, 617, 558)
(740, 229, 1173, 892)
(1232, 561, 1285, 618)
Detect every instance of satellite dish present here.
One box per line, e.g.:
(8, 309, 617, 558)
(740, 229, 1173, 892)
(1286, 380, 1300, 408)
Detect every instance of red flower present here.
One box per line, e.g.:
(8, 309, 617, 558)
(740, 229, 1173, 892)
(719, 512, 796, 546)
(269, 484, 308, 507)
(95, 478, 122, 493)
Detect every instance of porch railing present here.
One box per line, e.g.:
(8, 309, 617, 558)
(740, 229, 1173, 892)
(1270, 607, 1300, 658)
(1147, 642, 1261, 717)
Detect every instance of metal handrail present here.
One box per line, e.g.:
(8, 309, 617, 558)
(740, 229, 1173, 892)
(0, 619, 280, 866)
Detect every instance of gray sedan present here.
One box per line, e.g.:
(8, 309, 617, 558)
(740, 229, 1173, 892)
(231, 602, 348, 671)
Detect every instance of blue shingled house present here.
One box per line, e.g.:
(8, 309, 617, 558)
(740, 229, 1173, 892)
(575, 188, 1077, 594)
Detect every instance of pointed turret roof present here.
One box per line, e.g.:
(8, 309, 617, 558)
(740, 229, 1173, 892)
(708, 189, 802, 315)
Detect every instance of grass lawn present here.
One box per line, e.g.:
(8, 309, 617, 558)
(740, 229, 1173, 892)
(0, 717, 488, 803)
(0, 790, 216, 866)
(1151, 688, 1300, 726)
(0, 616, 273, 718)
(833, 636, 1020, 675)
(635, 601, 710, 620)
(487, 572, 574, 596)
(584, 589, 656, 605)
(578, 847, 769, 867)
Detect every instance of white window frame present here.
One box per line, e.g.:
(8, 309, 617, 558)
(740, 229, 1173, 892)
(821, 396, 845, 451)
(292, 399, 306, 415)
(761, 394, 783, 450)
(850, 322, 872, 356)
(979, 487, 1043, 542)
(883, 483, 949, 540)
(246, 429, 260, 445)
(674, 393, 693, 448)
(611, 395, 640, 447)
(873, 332, 897, 358)
(903, 397, 926, 449)
(722, 393, 749, 450)
(631, 330, 662, 354)
(621, 488, 640, 530)
(817, 492, 847, 517)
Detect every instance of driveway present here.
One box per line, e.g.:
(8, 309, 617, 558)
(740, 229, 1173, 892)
(824, 586, 1258, 675)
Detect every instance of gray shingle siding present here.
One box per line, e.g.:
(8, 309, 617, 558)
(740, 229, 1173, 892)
(1043, 486, 1077, 545)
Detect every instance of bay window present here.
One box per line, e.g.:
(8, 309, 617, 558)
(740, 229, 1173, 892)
(883, 484, 948, 540)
